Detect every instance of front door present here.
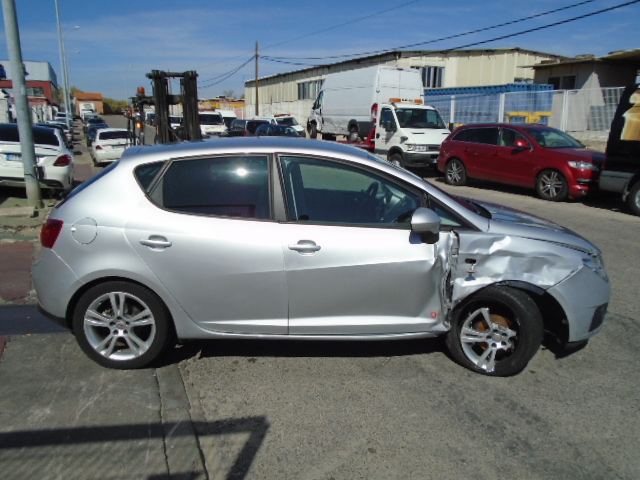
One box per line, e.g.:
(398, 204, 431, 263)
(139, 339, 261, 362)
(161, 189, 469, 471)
(278, 154, 445, 335)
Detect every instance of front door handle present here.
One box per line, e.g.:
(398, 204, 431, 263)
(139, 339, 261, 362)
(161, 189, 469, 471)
(288, 240, 321, 255)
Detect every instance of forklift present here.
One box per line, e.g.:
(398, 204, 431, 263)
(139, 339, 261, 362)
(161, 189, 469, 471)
(128, 70, 202, 144)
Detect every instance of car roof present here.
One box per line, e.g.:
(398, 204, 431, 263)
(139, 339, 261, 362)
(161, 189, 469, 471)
(121, 137, 373, 164)
(455, 123, 551, 130)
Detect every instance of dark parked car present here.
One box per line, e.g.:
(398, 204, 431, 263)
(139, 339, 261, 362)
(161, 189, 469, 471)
(245, 119, 269, 136)
(227, 119, 248, 137)
(599, 84, 640, 215)
(86, 123, 108, 147)
(83, 115, 106, 134)
(254, 123, 301, 137)
(437, 123, 604, 201)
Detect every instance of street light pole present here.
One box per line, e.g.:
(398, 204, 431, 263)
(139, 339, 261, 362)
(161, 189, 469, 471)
(1, 0, 43, 208)
(54, 0, 72, 120)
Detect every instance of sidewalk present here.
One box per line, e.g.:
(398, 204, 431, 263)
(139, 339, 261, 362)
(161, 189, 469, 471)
(0, 125, 205, 479)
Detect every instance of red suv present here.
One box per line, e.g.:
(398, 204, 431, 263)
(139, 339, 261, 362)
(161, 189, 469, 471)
(437, 123, 604, 201)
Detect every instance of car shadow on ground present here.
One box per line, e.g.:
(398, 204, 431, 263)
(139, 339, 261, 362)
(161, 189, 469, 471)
(158, 336, 448, 367)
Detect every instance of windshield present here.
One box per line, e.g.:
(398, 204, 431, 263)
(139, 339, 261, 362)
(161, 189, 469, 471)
(199, 113, 224, 125)
(522, 127, 585, 148)
(0, 125, 61, 147)
(396, 108, 446, 129)
(276, 117, 299, 126)
(99, 131, 131, 140)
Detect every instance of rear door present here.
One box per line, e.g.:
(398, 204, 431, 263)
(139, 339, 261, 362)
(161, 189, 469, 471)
(125, 154, 288, 334)
(459, 127, 499, 181)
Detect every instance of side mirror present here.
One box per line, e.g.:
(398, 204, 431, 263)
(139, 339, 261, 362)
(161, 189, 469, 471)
(514, 139, 529, 149)
(410, 207, 441, 244)
(384, 121, 396, 132)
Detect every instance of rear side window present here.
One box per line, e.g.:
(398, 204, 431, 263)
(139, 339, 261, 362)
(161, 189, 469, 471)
(135, 161, 166, 191)
(453, 127, 498, 145)
(0, 125, 60, 146)
(153, 156, 270, 219)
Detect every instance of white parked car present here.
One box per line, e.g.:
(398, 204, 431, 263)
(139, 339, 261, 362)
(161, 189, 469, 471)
(0, 123, 74, 191)
(90, 128, 133, 166)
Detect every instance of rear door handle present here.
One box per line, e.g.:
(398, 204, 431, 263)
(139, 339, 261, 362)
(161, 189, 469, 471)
(140, 235, 172, 250)
(288, 240, 321, 255)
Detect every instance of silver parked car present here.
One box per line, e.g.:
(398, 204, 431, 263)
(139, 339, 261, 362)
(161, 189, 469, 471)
(32, 138, 610, 376)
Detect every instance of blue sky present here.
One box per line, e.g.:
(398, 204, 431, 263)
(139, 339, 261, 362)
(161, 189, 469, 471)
(1, 0, 639, 101)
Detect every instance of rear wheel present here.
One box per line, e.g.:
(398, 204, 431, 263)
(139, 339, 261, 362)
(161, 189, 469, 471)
(72, 281, 173, 369)
(446, 286, 543, 376)
(445, 158, 467, 186)
(348, 126, 359, 142)
(627, 181, 640, 216)
(536, 169, 568, 201)
(308, 124, 317, 139)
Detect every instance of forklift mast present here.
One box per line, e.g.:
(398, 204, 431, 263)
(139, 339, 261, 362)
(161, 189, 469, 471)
(131, 70, 202, 144)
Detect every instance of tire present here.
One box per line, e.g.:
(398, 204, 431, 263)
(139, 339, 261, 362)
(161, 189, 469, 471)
(445, 286, 543, 377)
(444, 158, 467, 186)
(536, 169, 568, 201)
(348, 126, 359, 142)
(627, 181, 640, 216)
(72, 281, 173, 369)
(308, 124, 318, 139)
(389, 153, 405, 168)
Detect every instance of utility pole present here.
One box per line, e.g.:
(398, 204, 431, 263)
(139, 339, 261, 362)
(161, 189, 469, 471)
(1, 0, 43, 209)
(255, 41, 259, 117)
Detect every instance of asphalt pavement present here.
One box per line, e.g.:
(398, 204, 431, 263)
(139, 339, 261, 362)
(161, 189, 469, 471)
(0, 118, 204, 480)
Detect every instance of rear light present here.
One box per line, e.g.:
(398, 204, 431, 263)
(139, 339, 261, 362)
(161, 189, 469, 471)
(371, 103, 378, 122)
(53, 155, 72, 167)
(96, 145, 103, 150)
(40, 219, 63, 248)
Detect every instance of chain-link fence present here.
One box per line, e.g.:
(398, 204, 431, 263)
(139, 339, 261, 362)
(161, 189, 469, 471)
(425, 86, 625, 142)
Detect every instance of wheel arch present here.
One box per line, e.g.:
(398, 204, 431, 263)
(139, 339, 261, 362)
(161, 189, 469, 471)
(388, 146, 405, 158)
(65, 276, 177, 337)
(451, 281, 569, 344)
(622, 171, 640, 199)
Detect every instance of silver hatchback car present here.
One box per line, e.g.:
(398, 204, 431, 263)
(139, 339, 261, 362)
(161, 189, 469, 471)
(32, 137, 610, 376)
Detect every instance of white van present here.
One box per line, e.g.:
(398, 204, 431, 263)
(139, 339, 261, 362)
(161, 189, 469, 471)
(198, 111, 226, 137)
(217, 109, 237, 129)
(307, 66, 423, 141)
(375, 100, 451, 169)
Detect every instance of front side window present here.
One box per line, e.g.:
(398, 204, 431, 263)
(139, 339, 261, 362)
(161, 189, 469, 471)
(154, 156, 270, 219)
(499, 128, 528, 147)
(280, 156, 422, 227)
(380, 108, 395, 129)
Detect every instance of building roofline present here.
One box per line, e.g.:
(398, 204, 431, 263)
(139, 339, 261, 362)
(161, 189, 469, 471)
(246, 48, 568, 86)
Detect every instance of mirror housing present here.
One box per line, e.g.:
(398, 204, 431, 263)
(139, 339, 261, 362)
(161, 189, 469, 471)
(410, 207, 441, 244)
(514, 139, 529, 149)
